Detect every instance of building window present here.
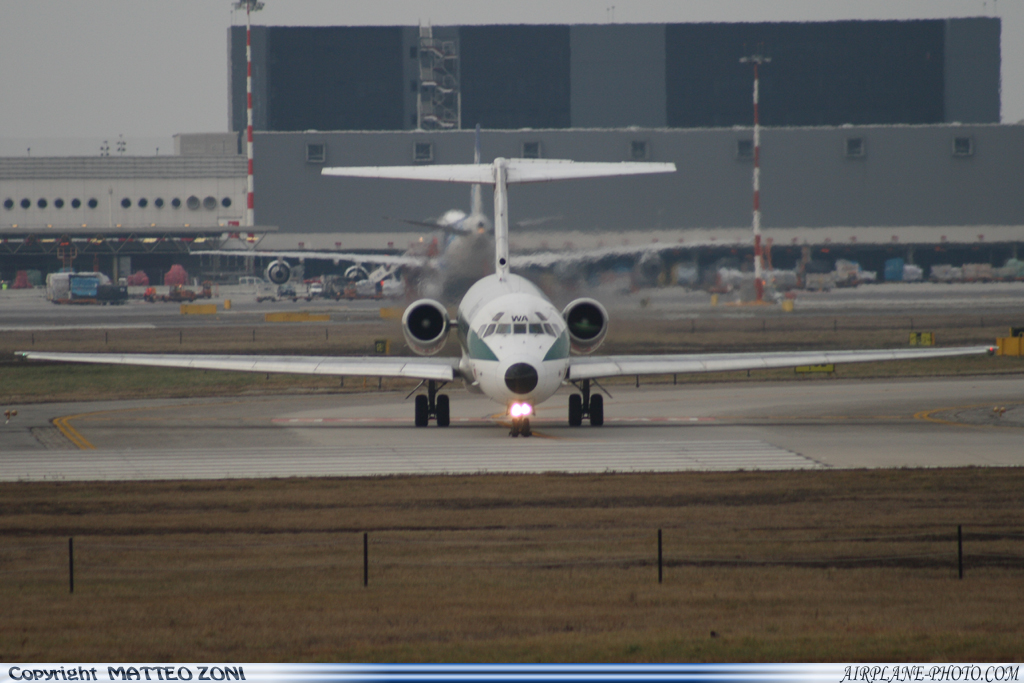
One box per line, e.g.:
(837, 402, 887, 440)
(121, 198, 131, 208)
(414, 142, 433, 162)
(54, 198, 64, 209)
(3, 199, 13, 210)
(522, 141, 542, 159)
(306, 143, 327, 164)
(203, 196, 217, 210)
(736, 139, 754, 160)
(952, 136, 974, 157)
(138, 198, 148, 208)
(72, 198, 82, 209)
(37, 198, 48, 209)
(222, 197, 233, 208)
(845, 137, 865, 158)
(20, 198, 30, 209)
(154, 198, 164, 208)
(88, 198, 98, 209)
(631, 140, 649, 160)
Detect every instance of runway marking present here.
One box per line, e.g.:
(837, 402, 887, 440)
(0, 440, 824, 481)
(51, 413, 95, 450)
(915, 402, 1024, 429)
(271, 416, 717, 425)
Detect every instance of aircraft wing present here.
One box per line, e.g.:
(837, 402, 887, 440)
(193, 249, 425, 267)
(17, 352, 458, 382)
(566, 345, 993, 381)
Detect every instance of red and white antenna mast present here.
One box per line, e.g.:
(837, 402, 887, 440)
(234, 0, 264, 227)
(741, 50, 770, 303)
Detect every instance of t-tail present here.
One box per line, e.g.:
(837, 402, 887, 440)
(470, 124, 483, 218)
(322, 158, 677, 281)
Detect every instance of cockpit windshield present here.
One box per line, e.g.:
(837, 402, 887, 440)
(481, 318, 560, 338)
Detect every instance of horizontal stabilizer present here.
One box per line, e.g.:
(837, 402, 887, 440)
(323, 159, 676, 185)
(323, 165, 495, 184)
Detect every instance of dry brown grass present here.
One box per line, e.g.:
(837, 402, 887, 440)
(3, 469, 1024, 661)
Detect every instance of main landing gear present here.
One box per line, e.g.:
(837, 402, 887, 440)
(568, 379, 604, 427)
(412, 380, 449, 427)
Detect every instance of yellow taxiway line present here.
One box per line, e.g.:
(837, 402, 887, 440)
(52, 413, 96, 450)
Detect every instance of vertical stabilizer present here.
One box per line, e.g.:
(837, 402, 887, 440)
(470, 124, 483, 218)
(492, 158, 510, 281)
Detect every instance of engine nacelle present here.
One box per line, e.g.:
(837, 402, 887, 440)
(402, 299, 450, 356)
(344, 264, 369, 282)
(265, 259, 292, 285)
(562, 297, 609, 355)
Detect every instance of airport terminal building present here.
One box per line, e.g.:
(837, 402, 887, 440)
(1, 17, 1020, 283)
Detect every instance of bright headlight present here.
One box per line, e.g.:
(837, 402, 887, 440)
(509, 403, 533, 418)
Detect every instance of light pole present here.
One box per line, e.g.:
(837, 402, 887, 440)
(234, 0, 264, 228)
(740, 51, 770, 303)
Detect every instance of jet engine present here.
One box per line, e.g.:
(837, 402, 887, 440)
(264, 259, 292, 285)
(562, 297, 609, 355)
(402, 299, 450, 356)
(344, 264, 369, 282)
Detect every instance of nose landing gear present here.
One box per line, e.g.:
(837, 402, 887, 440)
(509, 417, 532, 437)
(412, 379, 450, 427)
(568, 378, 605, 427)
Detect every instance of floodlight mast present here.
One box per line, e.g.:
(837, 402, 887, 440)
(740, 52, 770, 303)
(234, 0, 264, 227)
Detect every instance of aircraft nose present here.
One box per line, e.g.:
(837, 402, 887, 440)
(504, 363, 539, 395)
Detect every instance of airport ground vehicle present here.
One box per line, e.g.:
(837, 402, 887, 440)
(46, 272, 127, 305)
(143, 282, 213, 303)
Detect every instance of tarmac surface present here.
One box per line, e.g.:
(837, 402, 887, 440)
(1, 279, 1023, 329)
(3, 376, 1023, 481)
(2, 280, 1022, 481)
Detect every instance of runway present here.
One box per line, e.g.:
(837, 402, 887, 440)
(3, 375, 1023, 481)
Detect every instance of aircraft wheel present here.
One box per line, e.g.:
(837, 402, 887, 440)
(414, 394, 429, 427)
(509, 419, 520, 437)
(436, 394, 450, 427)
(520, 418, 532, 437)
(589, 394, 604, 427)
(568, 394, 583, 427)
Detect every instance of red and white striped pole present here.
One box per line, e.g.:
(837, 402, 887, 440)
(235, 1, 264, 227)
(741, 53, 770, 302)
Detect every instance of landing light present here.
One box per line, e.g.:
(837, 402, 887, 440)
(509, 402, 533, 418)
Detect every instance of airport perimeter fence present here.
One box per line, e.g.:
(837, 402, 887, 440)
(3, 525, 1024, 594)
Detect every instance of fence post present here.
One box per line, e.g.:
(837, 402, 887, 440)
(657, 529, 663, 584)
(958, 525, 964, 580)
(363, 532, 369, 587)
(69, 537, 74, 594)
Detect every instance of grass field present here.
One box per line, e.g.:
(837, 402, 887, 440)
(2, 469, 1024, 661)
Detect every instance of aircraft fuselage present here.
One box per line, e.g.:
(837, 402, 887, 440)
(455, 273, 570, 411)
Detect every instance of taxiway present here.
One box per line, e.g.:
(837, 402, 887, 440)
(3, 376, 1022, 481)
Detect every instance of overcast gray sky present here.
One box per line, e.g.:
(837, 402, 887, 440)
(0, 0, 1019, 156)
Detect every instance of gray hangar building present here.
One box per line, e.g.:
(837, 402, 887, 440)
(1, 18, 1018, 282)
(233, 18, 1020, 275)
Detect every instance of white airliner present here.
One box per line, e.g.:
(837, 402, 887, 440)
(20, 158, 992, 437)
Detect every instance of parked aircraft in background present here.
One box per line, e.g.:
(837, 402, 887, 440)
(21, 158, 994, 437)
